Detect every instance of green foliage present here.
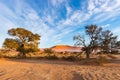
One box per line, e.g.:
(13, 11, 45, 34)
(3, 28, 40, 57)
(3, 38, 19, 50)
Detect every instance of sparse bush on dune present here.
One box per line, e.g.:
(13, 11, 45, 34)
(111, 50, 119, 54)
(75, 52, 83, 58)
(107, 54, 117, 59)
(59, 52, 64, 54)
(76, 57, 109, 66)
(0, 49, 18, 58)
(96, 55, 109, 64)
(44, 48, 55, 57)
(61, 56, 80, 61)
(45, 55, 58, 60)
(63, 51, 69, 55)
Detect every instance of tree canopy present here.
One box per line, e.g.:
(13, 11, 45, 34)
(3, 28, 40, 57)
(3, 38, 19, 50)
(73, 24, 118, 58)
(100, 30, 117, 53)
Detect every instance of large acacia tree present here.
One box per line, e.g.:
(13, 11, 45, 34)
(3, 28, 40, 57)
(73, 24, 102, 59)
(73, 24, 118, 58)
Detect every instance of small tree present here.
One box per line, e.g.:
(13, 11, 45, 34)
(3, 28, 40, 57)
(44, 48, 54, 57)
(100, 30, 117, 53)
(73, 24, 102, 59)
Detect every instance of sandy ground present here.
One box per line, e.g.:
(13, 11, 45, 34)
(0, 59, 120, 80)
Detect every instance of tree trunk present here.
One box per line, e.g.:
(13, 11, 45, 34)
(86, 52, 90, 59)
(22, 52, 26, 58)
(86, 49, 90, 59)
(21, 43, 26, 58)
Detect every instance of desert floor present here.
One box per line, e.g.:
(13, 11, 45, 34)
(0, 58, 120, 80)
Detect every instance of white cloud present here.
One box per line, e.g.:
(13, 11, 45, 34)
(57, 10, 91, 30)
(112, 27, 120, 40)
(86, 0, 120, 23)
(51, 0, 66, 7)
(88, 0, 96, 11)
(66, 4, 72, 17)
(102, 24, 110, 28)
(113, 28, 120, 34)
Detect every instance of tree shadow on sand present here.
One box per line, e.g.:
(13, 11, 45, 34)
(72, 71, 84, 80)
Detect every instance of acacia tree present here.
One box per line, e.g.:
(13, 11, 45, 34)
(73, 24, 102, 59)
(3, 28, 40, 57)
(73, 24, 119, 58)
(100, 30, 117, 53)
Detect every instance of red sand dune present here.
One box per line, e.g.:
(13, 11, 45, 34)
(51, 45, 82, 52)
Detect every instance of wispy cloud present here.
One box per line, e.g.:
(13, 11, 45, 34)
(112, 26, 120, 40)
(102, 24, 110, 28)
(88, 0, 120, 23)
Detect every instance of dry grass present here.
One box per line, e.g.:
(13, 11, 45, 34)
(0, 50, 119, 65)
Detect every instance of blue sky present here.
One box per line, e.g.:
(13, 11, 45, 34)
(0, 0, 120, 48)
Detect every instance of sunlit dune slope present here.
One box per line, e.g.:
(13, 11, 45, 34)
(51, 45, 82, 52)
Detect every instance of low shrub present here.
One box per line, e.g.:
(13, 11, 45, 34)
(107, 54, 117, 59)
(45, 55, 58, 60)
(44, 48, 54, 57)
(97, 56, 109, 64)
(62, 56, 78, 61)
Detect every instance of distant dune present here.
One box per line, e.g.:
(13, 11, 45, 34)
(51, 45, 82, 52)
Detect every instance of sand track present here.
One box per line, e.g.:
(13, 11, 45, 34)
(0, 59, 120, 80)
